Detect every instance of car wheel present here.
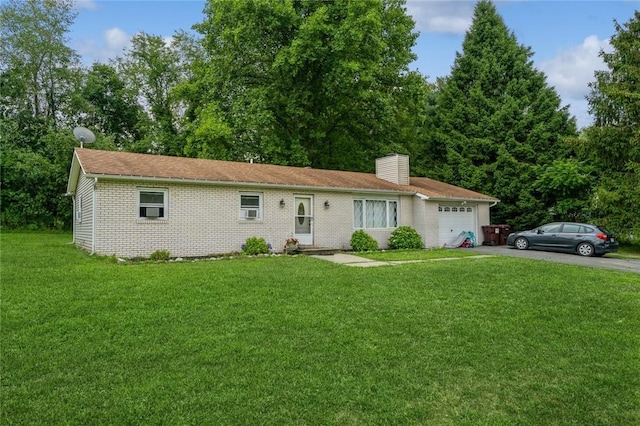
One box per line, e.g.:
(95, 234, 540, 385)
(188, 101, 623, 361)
(577, 242, 595, 257)
(514, 237, 529, 250)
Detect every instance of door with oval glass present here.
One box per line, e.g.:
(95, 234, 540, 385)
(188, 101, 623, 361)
(294, 195, 313, 245)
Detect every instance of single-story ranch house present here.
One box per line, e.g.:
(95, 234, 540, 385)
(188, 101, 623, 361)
(67, 149, 499, 258)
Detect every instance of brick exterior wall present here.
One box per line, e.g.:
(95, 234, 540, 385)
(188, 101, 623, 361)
(422, 201, 440, 247)
(476, 202, 491, 245)
(90, 180, 408, 258)
(73, 176, 494, 258)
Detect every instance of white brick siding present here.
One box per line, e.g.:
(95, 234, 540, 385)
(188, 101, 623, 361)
(476, 203, 491, 245)
(71, 175, 495, 258)
(90, 180, 395, 257)
(422, 202, 440, 247)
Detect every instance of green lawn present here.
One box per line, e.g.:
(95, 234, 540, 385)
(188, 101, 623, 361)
(356, 247, 480, 261)
(611, 245, 640, 260)
(2, 233, 640, 425)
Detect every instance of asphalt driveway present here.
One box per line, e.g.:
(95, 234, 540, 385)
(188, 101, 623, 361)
(472, 245, 640, 274)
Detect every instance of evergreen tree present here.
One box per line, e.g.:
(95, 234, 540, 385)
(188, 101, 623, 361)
(582, 11, 640, 243)
(423, 0, 577, 229)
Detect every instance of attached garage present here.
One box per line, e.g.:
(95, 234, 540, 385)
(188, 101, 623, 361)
(438, 205, 477, 246)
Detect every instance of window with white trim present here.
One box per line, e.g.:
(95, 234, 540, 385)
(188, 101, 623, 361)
(353, 199, 398, 229)
(138, 189, 167, 219)
(240, 193, 262, 220)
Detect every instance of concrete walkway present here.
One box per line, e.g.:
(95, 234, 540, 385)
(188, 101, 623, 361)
(310, 253, 495, 267)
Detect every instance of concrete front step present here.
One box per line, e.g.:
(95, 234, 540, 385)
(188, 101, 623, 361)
(297, 246, 341, 256)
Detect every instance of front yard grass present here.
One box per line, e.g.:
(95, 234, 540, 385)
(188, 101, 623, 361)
(2, 233, 640, 425)
(611, 245, 640, 260)
(356, 247, 479, 261)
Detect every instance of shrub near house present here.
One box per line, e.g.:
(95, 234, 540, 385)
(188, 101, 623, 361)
(389, 226, 424, 250)
(242, 237, 270, 255)
(350, 230, 379, 252)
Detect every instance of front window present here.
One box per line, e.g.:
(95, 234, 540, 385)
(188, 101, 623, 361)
(240, 193, 262, 220)
(353, 199, 398, 229)
(139, 189, 167, 219)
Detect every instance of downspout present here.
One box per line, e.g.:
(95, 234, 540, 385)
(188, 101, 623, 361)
(71, 195, 76, 244)
(489, 200, 498, 207)
(92, 178, 98, 254)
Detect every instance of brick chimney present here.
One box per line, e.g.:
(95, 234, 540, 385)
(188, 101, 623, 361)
(375, 153, 410, 185)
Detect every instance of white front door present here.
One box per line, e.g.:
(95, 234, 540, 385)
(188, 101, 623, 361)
(294, 195, 313, 245)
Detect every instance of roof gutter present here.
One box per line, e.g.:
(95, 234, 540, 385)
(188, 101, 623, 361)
(425, 196, 501, 204)
(81, 173, 417, 196)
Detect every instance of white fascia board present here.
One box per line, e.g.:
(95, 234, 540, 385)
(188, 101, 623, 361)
(82, 173, 416, 196)
(426, 196, 500, 204)
(66, 152, 82, 194)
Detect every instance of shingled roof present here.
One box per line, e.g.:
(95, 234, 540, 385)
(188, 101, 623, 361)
(68, 148, 498, 202)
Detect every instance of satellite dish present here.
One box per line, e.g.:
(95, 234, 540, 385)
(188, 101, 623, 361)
(73, 127, 95, 148)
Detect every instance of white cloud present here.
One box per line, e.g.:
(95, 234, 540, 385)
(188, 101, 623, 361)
(539, 35, 610, 99)
(75, 27, 132, 64)
(405, 0, 474, 34)
(538, 35, 612, 128)
(75, 0, 99, 11)
(104, 27, 130, 51)
(566, 99, 592, 130)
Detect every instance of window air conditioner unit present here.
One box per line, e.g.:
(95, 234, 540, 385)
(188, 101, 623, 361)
(244, 208, 259, 219)
(146, 207, 160, 218)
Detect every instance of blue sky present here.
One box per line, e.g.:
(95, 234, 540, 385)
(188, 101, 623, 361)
(70, 1, 639, 129)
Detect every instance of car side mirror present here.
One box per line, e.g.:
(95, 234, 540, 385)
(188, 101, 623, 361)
(537, 229, 544, 234)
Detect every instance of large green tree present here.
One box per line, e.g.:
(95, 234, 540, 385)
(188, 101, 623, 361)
(581, 11, 640, 243)
(0, 0, 80, 127)
(1, 0, 82, 229)
(187, 0, 424, 170)
(422, 0, 577, 229)
(75, 63, 145, 150)
(114, 32, 190, 155)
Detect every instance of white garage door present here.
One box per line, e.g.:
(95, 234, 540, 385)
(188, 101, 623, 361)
(438, 205, 476, 246)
